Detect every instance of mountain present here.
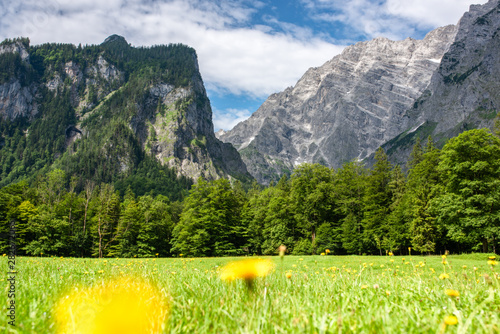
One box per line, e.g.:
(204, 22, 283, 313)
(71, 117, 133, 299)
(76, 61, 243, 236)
(218, 25, 457, 184)
(0, 36, 252, 198)
(219, 0, 500, 184)
(381, 0, 500, 163)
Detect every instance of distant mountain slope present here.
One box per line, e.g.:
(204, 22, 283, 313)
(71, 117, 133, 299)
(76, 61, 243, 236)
(381, 0, 500, 164)
(218, 25, 457, 184)
(0, 35, 252, 197)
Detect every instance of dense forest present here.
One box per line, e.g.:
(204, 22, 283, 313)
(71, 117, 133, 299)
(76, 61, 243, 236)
(1, 120, 499, 257)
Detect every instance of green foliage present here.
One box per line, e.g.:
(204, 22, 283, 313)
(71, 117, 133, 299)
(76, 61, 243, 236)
(171, 178, 247, 257)
(431, 129, 500, 252)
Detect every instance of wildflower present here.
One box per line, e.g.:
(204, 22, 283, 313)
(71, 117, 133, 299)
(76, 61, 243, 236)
(286, 272, 292, 279)
(320, 253, 325, 256)
(388, 252, 393, 256)
(439, 273, 449, 280)
(219, 258, 274, 289)
(279, 245, 287, 258)
(179, 254, 183, 257)
(98, 270, 104, 274)
(441, 255, 446, 259)
(462, 265, 467, 269)
(488, 256, 496, 260)
(361, 285, 368, 289)
(385, 290, 391, 296)
(325, 249, 330, 254)
(155, 253, 159, 257)
(445, 289, 460, 298)
(2, 254, 5, 257)
(444, 315, 458, 326)
(373, 284, 379, 289)
(54, 277, 168, 334)
(487, 260, 497, 266)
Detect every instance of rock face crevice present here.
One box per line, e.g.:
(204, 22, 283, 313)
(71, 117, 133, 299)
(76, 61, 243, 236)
(219, 25, 458, 184)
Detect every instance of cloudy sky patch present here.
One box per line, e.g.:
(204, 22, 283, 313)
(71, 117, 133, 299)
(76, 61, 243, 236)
(0, 0, 488, 130)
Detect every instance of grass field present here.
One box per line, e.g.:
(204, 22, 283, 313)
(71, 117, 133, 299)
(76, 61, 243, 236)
(1, 254, 499, 333)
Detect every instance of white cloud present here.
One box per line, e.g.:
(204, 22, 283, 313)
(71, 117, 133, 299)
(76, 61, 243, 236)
(212, 108, 253, 131)
(385, 0, 488, 28)
(302, 0, 489, 40)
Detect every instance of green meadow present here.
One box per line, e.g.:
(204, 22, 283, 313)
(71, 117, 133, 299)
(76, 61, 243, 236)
(1, 254, 499, 333)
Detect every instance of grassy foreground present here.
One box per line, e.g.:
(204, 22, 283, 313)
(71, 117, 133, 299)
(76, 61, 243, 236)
(1, 254, 499, 333)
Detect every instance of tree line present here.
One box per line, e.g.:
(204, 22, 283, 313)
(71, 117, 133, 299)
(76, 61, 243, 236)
(1, 126, 499, 257)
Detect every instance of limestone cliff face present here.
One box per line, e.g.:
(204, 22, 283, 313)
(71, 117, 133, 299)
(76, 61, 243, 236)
(0, 40, 38, 120)
(383, 0, 500, 163)
(219, 25, 457, 184)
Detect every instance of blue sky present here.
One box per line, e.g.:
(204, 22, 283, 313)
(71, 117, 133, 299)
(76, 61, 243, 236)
(0, 0, 488, 131)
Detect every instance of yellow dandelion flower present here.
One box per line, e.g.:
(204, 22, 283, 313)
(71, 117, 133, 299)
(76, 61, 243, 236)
(445, 289, 459, 298)
(439, 273, 450, 280)
(487, 260, 497, 266)
(2, 254, 5, 257)
(441, 255, 446, 259)
(488, 256, 496, 260)
(385, 290, 391, 296)
(388, 252, 393, 256)
(325, 249, 330, 254)
(361, 285, 368, 289)
(219, 258, 274, 283)
(320, 253, 325, 256)
(54, 277, 168, 334)
(462, 265, 467, 269)
(286, 272, 292, 279)
(98, 270, 104, 274)
(444, 315, 458, 326)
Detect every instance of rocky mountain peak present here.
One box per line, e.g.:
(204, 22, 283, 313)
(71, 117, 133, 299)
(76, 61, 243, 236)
(219, 24, 458, 184)
(102, 34, 129, 47)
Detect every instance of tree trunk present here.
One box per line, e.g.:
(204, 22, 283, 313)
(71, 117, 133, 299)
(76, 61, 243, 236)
(483, 238, 488, 253)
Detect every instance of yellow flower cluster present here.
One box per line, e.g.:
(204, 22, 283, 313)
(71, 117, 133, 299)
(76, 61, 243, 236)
(219, 258, 274, 282)
(54, 277, 168, 334)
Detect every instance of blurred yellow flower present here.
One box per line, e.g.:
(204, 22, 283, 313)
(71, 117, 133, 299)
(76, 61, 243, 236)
(441, 255, 446, 259)
(279, 245, 287, 258)
(444, 315, 458, 326)
(320, 253, 325, 256)
(445, 289, 459, 298)
(219, 258, 274, 283)
(487, 260, 497, 266)
(54, 277, 168, 334)
(439, 273, 450, 280)
(361, 285, 368, 289)
(488, 256, 496, 260)
(325, 249, 330, 254)
(285, 272, 292, 279)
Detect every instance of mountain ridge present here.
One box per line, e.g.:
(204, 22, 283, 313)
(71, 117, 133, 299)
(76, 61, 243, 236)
(0, 36, 252, 197)
(219, 24, 458, 184)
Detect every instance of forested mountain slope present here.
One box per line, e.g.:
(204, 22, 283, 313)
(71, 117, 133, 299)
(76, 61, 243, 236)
(0, 35, 252, 198)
